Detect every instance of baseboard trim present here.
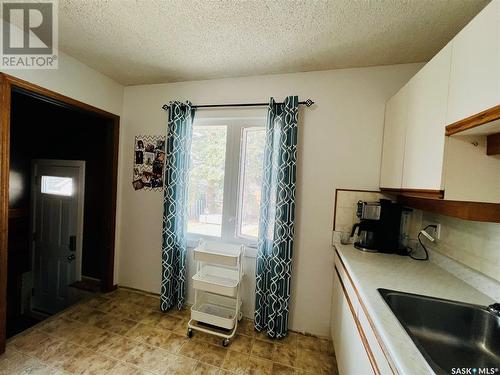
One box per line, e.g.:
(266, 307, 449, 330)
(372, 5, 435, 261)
(116, 285, 160, 297)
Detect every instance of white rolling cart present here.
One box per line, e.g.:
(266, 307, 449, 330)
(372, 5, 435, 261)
(187, 240, 244, 347)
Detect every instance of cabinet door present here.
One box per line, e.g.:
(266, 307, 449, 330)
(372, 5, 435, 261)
(446, 0, 500, 125)
(403, 44, 452, 190)
(380, 85, 409, 189)
(332, 270, 374, 375)
(358, 308, 394, 375)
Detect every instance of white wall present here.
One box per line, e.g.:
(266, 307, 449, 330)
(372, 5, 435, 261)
(1, 51, 124, 115)
(119, 64, 421, 337)
(1, 51, 125, 284)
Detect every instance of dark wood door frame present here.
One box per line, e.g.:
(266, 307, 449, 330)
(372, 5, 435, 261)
(0, 73, 120, 353)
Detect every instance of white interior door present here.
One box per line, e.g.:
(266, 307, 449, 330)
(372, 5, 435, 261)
(31, 159, 85, 314)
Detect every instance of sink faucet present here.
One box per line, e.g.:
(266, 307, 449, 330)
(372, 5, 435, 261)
(487, 303, 500, 316)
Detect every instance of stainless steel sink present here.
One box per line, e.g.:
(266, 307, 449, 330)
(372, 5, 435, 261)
(378, 289, 500, 374)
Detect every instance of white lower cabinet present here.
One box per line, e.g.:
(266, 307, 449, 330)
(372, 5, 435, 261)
(332, 253, 394, 375)
(332, 269, 375, 375)
(358, 308, 393, 375)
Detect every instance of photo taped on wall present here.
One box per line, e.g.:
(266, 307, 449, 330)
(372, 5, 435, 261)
(156, 139, 165, 152)
(152, 160, 163, 175)
(133, 179, 144, 190)
(144, 152, 155, 166)
(155, 151, 165, 163)
(141, 171, 152, 187)
(136, 138, 144, 150)
(151, 177, 163, 188)
(135, 151, 144, 164)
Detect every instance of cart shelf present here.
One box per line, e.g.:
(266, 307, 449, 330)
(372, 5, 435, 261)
(193, 242, 241, 267)
(192, 265, 241, 297)
(188, 240, 244, 347)
(191, 292, 242, 330)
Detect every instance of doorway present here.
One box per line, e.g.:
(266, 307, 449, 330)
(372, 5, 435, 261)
(31, 160, 85, 315)
(0, 73, 120, 351)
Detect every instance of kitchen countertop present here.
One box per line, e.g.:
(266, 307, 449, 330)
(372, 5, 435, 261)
(333, 242, 494, 375)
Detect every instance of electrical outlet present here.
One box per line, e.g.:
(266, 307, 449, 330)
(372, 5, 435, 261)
(429, 223, 441, 240)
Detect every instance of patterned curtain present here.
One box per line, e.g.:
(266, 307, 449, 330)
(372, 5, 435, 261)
(161, 101, 196, 311)
(254, 96, 299, 338)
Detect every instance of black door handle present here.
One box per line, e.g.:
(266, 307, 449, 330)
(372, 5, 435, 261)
(67, 254, 76, 262)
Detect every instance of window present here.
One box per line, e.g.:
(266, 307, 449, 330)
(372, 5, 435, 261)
(41, 176, 73, 196)
(238, 128, 266, 238)
(188, 125, 227, 237)
(187, 118, 266, 244)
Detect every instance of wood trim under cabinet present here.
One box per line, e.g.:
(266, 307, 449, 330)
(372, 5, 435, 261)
(445, 104, 500, 136)
(380, 188, 444, 199)
(397, 195, 500, 223)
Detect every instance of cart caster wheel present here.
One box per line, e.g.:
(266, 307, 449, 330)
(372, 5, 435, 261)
(187, 329, 193, 338)
(222, 339, 230, 347)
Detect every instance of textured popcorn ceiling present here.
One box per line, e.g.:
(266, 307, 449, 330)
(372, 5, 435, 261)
(59, 0, 490, 85)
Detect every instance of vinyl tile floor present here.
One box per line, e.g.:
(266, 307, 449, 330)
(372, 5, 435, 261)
(0, 288, 339, 374)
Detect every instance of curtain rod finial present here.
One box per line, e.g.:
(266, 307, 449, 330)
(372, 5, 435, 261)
(305, 99, 314, 107)
(162, 104, 169, 111)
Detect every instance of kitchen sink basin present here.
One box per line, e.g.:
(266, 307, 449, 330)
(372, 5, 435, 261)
(378, 289, 500, 374)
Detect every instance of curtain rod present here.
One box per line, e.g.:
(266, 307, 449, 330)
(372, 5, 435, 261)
(161, 99, 314, 111)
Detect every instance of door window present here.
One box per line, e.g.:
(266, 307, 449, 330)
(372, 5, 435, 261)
(41, 176, 73, 196)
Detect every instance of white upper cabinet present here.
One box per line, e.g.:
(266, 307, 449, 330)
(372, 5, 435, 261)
(446, 0, 500, 125)
(380, 0, 500, 202)
(403, 44, 452, 190)
(380, 84, 409, 189)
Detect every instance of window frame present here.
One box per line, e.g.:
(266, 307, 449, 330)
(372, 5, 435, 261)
(186, 116, 265, 247)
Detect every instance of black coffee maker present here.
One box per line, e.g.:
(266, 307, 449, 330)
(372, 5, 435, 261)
(350, 199, 403, 253)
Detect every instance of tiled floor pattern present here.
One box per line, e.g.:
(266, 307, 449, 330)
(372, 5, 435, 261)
(1, 288, 338, 374)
